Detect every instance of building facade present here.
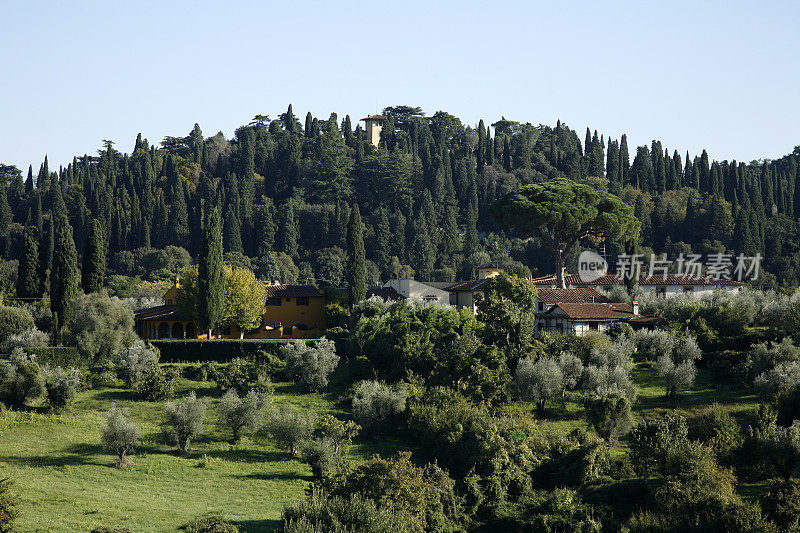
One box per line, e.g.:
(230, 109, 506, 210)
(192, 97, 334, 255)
(531, 273, 742, 298)
(134, 281, 326, 340)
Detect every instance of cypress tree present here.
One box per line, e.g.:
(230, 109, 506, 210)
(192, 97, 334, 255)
(50, 215, 78, 342)
(346, 204, 366, 305)
(16, 225, 40, 299)
(25, 165, 34, 193)
(39, 216, 54, 295)
(81, 218, 106, 294)
(198, 208, 225, 338)
(619, 135, 630, 185)
(279, 201, 299, 258)
(167, 179, 189, 246)
(374, 207, 391, 274)
(503, 137, 511, 172)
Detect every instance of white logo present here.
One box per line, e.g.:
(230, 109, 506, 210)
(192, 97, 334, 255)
(578, 250, 608, 282)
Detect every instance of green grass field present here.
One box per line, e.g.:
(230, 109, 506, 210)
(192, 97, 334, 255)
(0, 375, 388, 533)
(0, 363, 763, 532)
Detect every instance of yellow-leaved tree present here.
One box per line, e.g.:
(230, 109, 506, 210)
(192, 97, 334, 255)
(177, 265, 266, 338)
(224, 266, 267, 338)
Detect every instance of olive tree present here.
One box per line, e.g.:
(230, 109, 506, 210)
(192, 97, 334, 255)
(101, 407, 141, 467)
(42, 365, 82, 410)
(657, 354, 697, 400)
(282, 338, 340, 392)
(68, 293, 136, 363)
(351, 380, 407, 433)
(164, 392, 207, 453)
(0, 348, 45, 409)
(515, 357, 564, 414)
(263, 405, 316, 458)
(114, 340, 158, 388)
(584, 391, 634, 442)
(217, 389, 268, 442)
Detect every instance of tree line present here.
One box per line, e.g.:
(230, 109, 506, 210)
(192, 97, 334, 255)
(1, 104, 799, 298)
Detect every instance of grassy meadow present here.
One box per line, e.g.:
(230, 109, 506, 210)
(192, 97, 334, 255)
(0, 361, 763, 532)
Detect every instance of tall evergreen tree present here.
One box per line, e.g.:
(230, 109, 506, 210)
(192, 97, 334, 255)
(50, 215, 78, 342)
(81, 218, 106, 294)
(198, 208, 225, 338)
(16, 225, 40, 299)
(346, 204, 366, 305)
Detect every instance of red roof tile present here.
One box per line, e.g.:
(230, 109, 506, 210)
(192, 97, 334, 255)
(264, 284, 323, 298)
(536, 288, 611, 304)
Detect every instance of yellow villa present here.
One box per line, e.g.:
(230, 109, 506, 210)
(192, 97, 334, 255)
(134, 280, 327, 340)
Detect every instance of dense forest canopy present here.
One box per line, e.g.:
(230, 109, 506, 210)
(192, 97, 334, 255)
(1, 104, 799, 295)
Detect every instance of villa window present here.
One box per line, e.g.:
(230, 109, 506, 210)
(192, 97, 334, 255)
(266, 297, 282, 306)
(656, 287, 666, 299)
(296, 296, 310, 306)
(683, 287, 694, 294)
(589, 322, 598, 330)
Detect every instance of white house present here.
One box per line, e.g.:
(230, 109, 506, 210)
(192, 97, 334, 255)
(382, 278, 452, 306)
(531, 273, 742, 299)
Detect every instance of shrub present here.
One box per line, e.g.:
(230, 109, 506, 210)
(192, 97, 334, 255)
(584, 391, 633, 442)
(149, 339, 289, 363)
(68, 293, 136, 364)
(0, 306, 34, 344)
(0, 348, 45, 408)
(349, 356, 375, 381)
(351, 380, 407, 433)
(282, 338, 340, 392)
(754, 361, 800, 400)
(2, 327, 48, 355)
(136, 364, 178, 401)
(215, 358, 252, 394)
(164, 392, 207, 453)
(317, 451, 461, 532)
(283, 489, 417, 533)
(688, 403, 741, 459)
(181, 513, 239, 533)
(302, 438, 341, 479)
(217, 389, 268, 442)
(264, 405, 316, 458)
(114, 340, 159, 388)
(628, 414, 689, 476)
(763, 420, 800, 479)
(606, 322, 634, 340)
(515, 357, 564, 414)
(762, 480, 800, 532)
(43, 365, 82, 410)
(101, 407, 141, 467)
(318, 415, 360, 452)
(0, 477, 17, 533)
(750, 338, 800, 377)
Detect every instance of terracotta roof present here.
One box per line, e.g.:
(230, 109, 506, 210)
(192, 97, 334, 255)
(366, 287, 405, 301)
(264, 284, 323, 298)
(134, 305, 194, 322)
(542, 301, 664, 324)
(536, 288, 612, 304)
(546, 302, 637, 320)
(444, 279, 489, 292)
(530, 273, 743, 287)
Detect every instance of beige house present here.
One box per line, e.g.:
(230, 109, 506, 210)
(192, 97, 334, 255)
(445, 263, 505, 311)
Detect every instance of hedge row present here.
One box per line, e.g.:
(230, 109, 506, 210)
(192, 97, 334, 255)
(150, 339, 295, 362)
(26, 346, 86, 368)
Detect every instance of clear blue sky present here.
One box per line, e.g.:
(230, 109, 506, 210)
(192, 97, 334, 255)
(1, 0, 798, 173)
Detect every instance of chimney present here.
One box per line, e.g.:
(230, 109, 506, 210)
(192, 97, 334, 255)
(632, 300, 639, 316)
